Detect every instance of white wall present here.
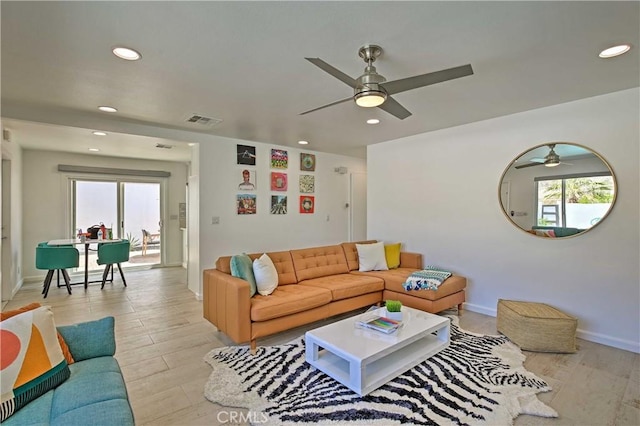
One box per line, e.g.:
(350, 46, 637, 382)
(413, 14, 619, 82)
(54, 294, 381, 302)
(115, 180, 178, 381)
(21, 150, 188, 279)
(368, 88, 639, 353)
(198, 136, 367, 293)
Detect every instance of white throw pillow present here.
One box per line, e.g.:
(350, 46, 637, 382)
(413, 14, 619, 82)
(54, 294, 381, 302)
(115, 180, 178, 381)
(253, 253, 278, 296)
(356, 242, 389, 272)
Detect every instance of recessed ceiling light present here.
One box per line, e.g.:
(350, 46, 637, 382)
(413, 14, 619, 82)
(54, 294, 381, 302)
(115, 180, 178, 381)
(98, 106, 118, 113)
(298, 140, 309, 145)
(112, 46, 142, 61)
(188, 143, 196, 147)
(599, 44, 631, 58)
(366, 119, 380, 124)
(92, 131, 107, 136)
(88, 148, 100, 152)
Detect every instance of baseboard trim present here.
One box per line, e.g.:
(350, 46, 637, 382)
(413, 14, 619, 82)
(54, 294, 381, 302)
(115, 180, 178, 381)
(462, 303, 496, 317)
(577, 329, 640, 354)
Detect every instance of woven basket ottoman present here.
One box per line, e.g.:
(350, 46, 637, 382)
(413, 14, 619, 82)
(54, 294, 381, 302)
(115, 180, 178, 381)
(497, 299, 577, 353)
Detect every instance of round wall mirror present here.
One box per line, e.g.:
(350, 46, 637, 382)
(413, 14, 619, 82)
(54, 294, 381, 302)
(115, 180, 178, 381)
(499, 142, 617, 238)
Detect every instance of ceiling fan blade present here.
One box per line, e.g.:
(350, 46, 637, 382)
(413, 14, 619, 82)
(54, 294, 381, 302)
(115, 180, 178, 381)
(381, 64, 474, 95)
(377, 95, 412, 120)
(515, 162, 544, 169)
(305, 58, 358, 88)
(299, 97, 353, 116)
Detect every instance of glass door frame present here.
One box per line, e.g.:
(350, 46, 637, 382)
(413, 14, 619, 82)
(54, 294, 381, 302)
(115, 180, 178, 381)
(67, 174, 167, 268)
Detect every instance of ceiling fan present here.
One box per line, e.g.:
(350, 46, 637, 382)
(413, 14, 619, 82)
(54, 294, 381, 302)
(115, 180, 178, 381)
(300, 44, 474, 120)
(515, 144, 572, 169)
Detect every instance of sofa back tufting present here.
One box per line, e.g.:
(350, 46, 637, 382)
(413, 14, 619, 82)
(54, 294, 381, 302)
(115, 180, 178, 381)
(216, 251, 298, 285)
(290, 245, 350, 281)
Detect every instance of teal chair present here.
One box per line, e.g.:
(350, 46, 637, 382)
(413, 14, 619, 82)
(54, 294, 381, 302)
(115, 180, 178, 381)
(36, 245, 79, 298)
(97, 240, 130, 289)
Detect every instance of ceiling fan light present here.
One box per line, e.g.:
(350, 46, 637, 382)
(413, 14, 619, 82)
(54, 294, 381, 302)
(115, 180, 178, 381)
(354, 91, 386, 108)
(545, 160, 560, 167)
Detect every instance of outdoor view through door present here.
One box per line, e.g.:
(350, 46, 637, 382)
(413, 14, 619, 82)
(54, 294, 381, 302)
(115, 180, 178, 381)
(73, 180, 161, 274)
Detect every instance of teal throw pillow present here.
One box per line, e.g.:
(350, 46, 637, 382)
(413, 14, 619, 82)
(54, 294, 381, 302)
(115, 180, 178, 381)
(230, 254, 257, 297)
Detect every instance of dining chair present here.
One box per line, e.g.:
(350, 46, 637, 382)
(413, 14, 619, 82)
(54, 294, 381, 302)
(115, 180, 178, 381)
(97, 240, 130, 289)
(36, 245, 79, 298)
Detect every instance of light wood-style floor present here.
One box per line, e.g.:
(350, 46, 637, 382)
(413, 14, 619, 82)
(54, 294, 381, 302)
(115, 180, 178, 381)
(3, 267, 638, 425)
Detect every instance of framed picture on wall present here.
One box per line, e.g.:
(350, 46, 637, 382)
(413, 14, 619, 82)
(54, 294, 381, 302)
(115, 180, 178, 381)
(300, 153, 316, 171)
(270, 195, 287, 214)
(271, 149, 288, 169)
(271, 172, 288, 191)
(237, 169, 256, 190)
(237, 144, 256, 165)
(299, 175, 315, 193)
(300, 195, 315, 214)
(237, 194, 257, 215)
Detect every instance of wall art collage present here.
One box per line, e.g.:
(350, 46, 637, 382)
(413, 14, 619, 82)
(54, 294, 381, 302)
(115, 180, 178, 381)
(236, 144, 316, 215)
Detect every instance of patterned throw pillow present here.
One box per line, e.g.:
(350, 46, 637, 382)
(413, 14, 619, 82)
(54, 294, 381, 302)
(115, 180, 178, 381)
(0, 306, 71, 421)
(1, 303, 74, 365)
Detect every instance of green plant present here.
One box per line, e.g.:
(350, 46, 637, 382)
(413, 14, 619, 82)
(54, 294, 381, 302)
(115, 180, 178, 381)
(126, 232, 141, 251)
(385, 300, 402, 312)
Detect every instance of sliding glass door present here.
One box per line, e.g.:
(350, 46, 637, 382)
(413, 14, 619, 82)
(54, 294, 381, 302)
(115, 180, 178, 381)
(72, 179, 162, 272)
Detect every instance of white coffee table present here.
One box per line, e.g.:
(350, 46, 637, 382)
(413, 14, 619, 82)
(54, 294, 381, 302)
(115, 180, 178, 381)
(305, 306, 450, 396)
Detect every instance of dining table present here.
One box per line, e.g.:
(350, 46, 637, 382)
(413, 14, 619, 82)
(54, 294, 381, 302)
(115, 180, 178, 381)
(48, 238, 123, 289)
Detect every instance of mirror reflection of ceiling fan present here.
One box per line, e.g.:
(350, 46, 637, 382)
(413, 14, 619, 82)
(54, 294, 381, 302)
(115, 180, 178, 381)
(300, 44, 474, 120)
(515, 144, 572, 169)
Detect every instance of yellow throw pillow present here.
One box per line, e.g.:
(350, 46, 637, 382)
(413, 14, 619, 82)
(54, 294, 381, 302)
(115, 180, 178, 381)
(384, 243, 402, 269)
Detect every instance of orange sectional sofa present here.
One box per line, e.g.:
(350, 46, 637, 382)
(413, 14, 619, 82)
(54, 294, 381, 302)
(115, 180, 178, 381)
(203, 241, 466, 349)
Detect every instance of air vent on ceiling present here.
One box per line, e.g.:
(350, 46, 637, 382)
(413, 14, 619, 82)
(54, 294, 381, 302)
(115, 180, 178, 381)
(185, 114, 223, 127)
(155, 143, 174, 149)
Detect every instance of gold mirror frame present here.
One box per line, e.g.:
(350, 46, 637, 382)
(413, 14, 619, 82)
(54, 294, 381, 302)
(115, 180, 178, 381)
(499, 142, 617, 238)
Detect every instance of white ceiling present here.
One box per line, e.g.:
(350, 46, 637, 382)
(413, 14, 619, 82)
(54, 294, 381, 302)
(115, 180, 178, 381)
(1, 1, 638, 161)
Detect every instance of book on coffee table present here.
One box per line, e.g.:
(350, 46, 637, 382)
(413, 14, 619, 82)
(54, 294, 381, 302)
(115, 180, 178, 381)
(356, 315, 402, 334)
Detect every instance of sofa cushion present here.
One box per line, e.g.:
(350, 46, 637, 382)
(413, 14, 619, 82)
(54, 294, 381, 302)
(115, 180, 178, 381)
(1, 302, 74, 364)
(230, 254, 257, 296)
(51, 357, 130, 418)
(371, 272, 467, 301)
(341, 240, 377, 271)
(356, 242, 389, 272)
(299, 273, 384, 301)
(250, 285, 332, 322)
(1, 306, 70, 422)
(57, 317, 115, 362)
(52, 399, 134, 426)
(384, 243, 402, 269)
(217, 251, 298, 285)
(253, 254, 278, 296)
(291, 245, 350, 281)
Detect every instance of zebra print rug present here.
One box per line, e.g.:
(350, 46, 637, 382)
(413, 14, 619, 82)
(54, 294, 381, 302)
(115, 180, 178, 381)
(204, 317, 557, 425)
